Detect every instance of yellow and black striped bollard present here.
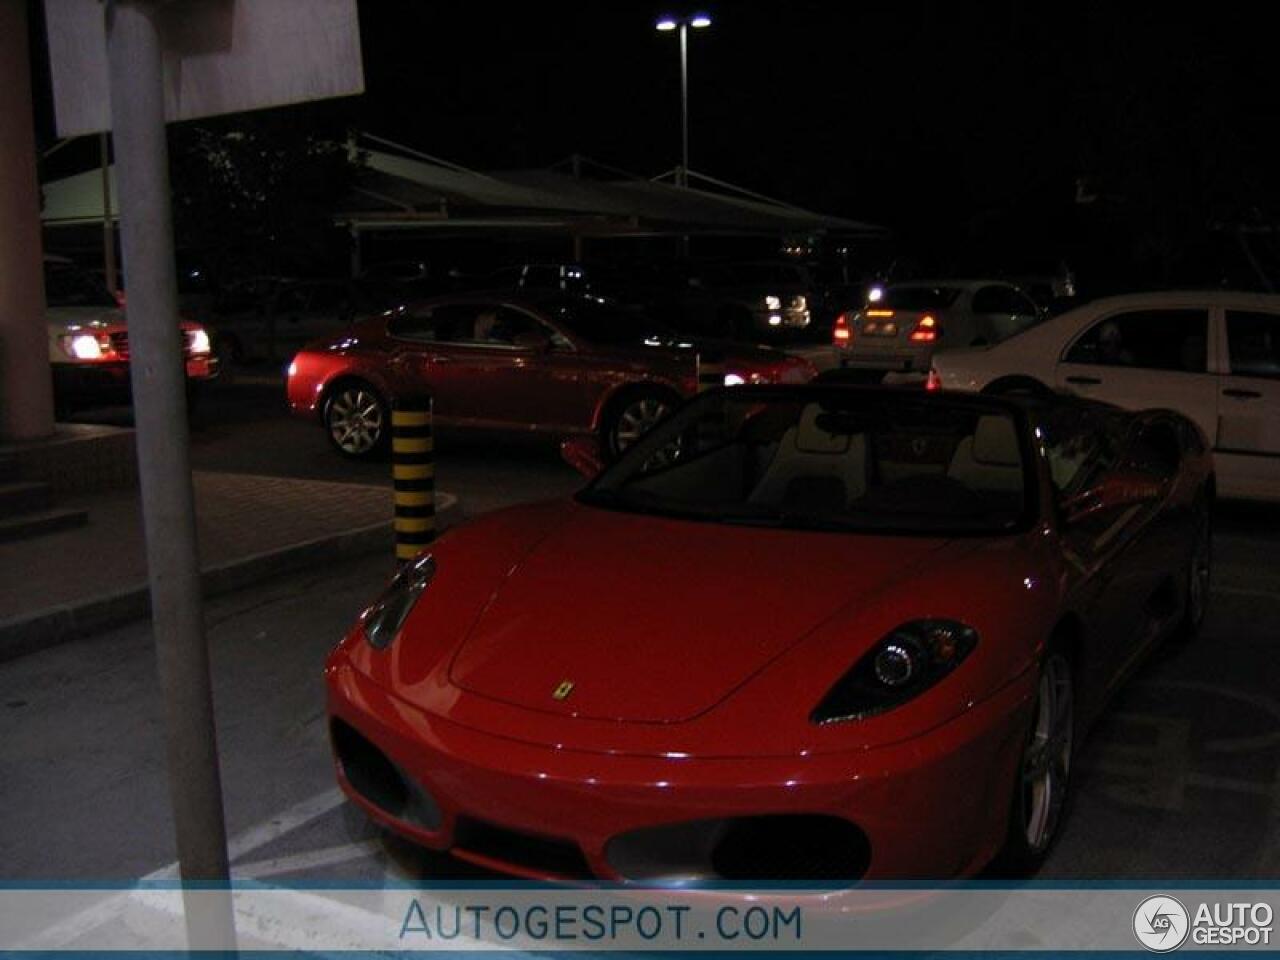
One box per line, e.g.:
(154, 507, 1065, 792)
(392, 396, 435, 563)
(696, 352, 725, 393)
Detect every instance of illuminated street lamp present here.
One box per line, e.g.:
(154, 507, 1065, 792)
(655, 13, 712, 187)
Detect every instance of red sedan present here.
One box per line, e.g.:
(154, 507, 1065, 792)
(325, 386, 1212, 882)
(287, 292, 815, 458)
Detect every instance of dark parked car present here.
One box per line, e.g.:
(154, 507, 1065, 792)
(287, 292, 817, 458)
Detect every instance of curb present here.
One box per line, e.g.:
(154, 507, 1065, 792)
(0, 496, 461, 664)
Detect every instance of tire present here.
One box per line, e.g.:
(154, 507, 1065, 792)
(996, 646, 1075, 875)
(1180, 493, 1212, 639)
(982, 376, 1052, 398)
(323, 381, 389, 459)
(602, 388, 677, 460)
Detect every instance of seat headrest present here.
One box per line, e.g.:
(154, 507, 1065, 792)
(794, 404, 850, 454)
(972, 415, 1020, 467)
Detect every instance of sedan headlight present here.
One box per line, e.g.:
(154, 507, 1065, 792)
(811, 619, 978, 724)
(61, 333, 107, 360)
(763, 295, 783, 311)
(187, 328, 212, 355)
(788, 295, 808, 312)
(361, 554, 436, 650)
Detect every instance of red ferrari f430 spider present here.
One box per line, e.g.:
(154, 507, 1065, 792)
(326, 386, 1212, 882)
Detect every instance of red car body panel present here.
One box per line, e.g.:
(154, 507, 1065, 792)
(286, 300, 815, 436)
(324, 391, 1214, 882)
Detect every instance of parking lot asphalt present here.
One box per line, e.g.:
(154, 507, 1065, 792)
(3, 371, 1278, 888)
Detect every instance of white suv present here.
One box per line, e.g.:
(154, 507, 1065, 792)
(928, 290, 1280, 501)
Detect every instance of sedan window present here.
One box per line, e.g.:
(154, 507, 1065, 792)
(1226, 311, 1280, 379)
(1065, 309, 1208, 372)
(971, 285, 1020, 315)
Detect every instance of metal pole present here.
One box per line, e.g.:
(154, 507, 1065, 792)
(105, 1, 235, 951)
(679, 22, 689, 188)
(0, 0, 56, 442)
(100, 133, 118, 295)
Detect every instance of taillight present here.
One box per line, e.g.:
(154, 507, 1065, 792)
(833, 312, 853, 346)
(909, 314, 938, 343)
(925, 368, 942, 392)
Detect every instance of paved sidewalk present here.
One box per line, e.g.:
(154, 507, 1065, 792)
(0, 471, 455, 660)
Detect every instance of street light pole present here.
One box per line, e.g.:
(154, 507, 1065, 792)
(679, 21, 688, 188)
(657, 13, 711, 190)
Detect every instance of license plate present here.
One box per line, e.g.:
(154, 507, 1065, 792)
(862, 321, 898, 337)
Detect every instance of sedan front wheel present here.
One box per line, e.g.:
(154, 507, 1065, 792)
(324, 383, 389, 459)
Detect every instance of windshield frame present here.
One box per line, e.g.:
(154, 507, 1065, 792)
(577, 386, 1042, 538)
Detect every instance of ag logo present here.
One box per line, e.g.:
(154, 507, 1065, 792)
(1133, 895, 1190, 952)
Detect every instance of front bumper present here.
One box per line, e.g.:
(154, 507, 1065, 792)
(326, 658, 1032, 884)
(51, 356, 219, 404)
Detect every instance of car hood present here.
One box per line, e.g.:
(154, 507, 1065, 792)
(46, 305, 126, 334)
(446, 506, 950, 723)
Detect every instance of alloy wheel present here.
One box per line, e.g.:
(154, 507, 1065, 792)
(327, 386, 385, 456)
(612, 396, 671, 454)
(1019, 653, 1074, 852)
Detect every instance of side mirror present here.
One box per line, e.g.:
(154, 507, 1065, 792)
(560, 435, 604, 480)
(1062, 472, 1164, 525)
(513, 329, 552, 352)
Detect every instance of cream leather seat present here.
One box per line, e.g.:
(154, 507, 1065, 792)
(750, 404, 868, 508)
(948, 414, 1022, 493)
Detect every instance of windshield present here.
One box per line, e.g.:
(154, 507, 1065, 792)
(44, 262, 116, 309)
(581, 388, 1030, 535)
(876, 286, 961, 310)
(547, 298, 676, 345)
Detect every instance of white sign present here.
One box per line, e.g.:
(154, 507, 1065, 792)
(44, 0, 364, 137)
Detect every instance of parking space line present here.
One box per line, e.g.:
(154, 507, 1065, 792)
(233, 840, 381, 879)
(19, 787, 348, 949)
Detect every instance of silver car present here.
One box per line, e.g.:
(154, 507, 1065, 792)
(832, 279, 1043, 381)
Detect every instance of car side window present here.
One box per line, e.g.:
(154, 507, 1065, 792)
(1064, 309, 1208, 372)
(475, 307, 551, 346)
(388, 304, 480, 343)
(971, 286, 1012, 315)
(1226, 310, 1280, 379)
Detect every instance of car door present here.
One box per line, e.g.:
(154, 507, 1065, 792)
(1042, 406, 1152, 705)
(385, 303, 489, 423)
(466, 305, 592, 431)
(1054, 307, 1219, 441)
(1217, 308, 1280, 498)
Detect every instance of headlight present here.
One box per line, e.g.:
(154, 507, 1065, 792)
(723, 373, 746, 386)
(763, 295, 782, 311)
(62, 333, 105, 360)
(811, 619, 978, 724)
(361, 554, 436, 650)
(187, 328, 211, 355)
(788, 295, 808, 312)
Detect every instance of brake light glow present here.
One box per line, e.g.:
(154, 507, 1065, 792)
(926, 368, 942, 391)
(909, 314, 938, 343)
(832, 312, 852, 345)
(865, 309, 895, 318)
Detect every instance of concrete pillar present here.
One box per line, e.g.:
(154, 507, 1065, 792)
(0, 0, 56, 442)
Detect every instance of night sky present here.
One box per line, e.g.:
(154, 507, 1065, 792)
(354, 3, 1277, 254)
(31, 1, 1280, 285)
